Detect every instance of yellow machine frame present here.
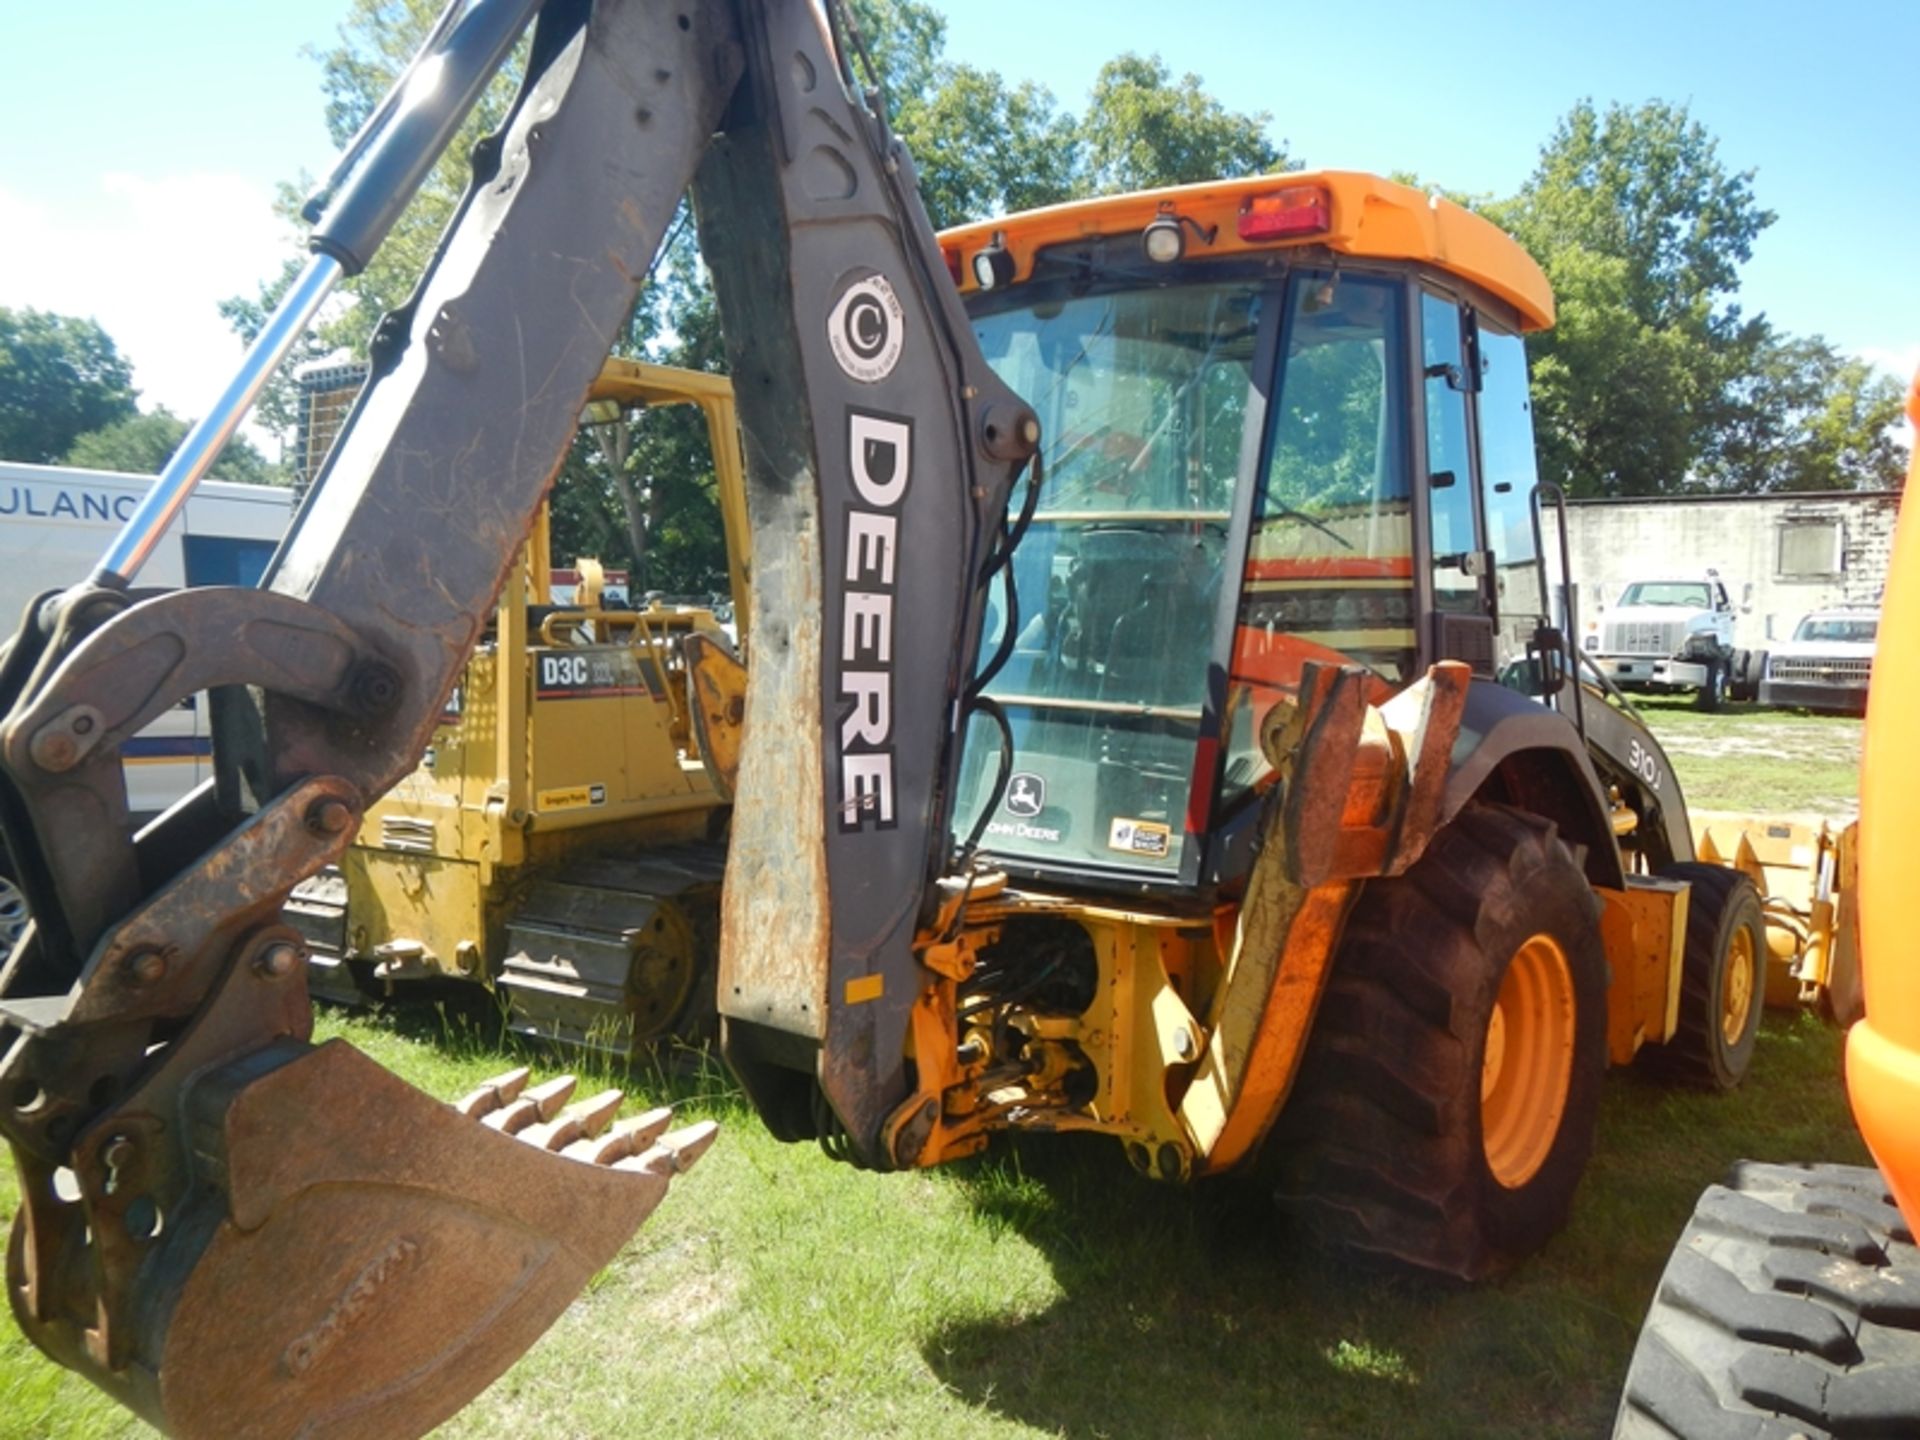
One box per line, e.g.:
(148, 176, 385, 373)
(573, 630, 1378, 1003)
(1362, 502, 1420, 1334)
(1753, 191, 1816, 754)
(849, 174, 1722, 1182)
(306, 362, 752, 1015)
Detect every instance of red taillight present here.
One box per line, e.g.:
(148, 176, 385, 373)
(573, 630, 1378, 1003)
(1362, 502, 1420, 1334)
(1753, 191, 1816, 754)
(1237, 185, 1331, 241)
(941, 244, 964, 287)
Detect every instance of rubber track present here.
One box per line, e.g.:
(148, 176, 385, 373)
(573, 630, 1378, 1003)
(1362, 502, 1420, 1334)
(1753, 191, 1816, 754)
(1615, 1161, 1920, 1438)
(1640, 862, 1763, 1089)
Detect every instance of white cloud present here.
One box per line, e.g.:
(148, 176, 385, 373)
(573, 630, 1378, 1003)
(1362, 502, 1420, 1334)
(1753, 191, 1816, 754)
(0, 173, 299, 450)
(1859, 343, 1920, 388)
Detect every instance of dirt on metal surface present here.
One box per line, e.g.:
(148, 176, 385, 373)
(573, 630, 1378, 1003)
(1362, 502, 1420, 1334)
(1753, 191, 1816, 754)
(155, 1047, 713, 1439)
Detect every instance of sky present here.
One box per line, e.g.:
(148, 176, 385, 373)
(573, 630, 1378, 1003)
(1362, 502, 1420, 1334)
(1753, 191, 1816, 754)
(1, 0, 1915, 447)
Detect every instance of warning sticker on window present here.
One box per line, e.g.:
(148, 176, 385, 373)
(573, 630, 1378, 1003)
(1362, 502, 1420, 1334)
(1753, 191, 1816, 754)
(1108, 817, 1171, 858)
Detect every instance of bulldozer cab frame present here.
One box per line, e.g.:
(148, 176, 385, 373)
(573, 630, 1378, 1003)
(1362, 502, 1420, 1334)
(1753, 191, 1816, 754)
(291, 360, 750, 1044)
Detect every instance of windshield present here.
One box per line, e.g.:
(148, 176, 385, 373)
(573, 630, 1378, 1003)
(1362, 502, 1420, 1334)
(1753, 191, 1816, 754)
(1618, 582, 1712, 608)
(1794, 615, 1877, 644)
(954, 279, 1263, 876)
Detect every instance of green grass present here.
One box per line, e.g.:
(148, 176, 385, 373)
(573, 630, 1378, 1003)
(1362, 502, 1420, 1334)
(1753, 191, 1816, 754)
(0, 701, 1876, 1439)
(1631, 694, 1862, 818)
(0, 1005, 1867, 1440)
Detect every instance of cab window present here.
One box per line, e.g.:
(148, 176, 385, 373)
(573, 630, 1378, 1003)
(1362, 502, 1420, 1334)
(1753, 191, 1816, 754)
(1222, 272, 1412, 800)
(1422, 294, 1478, 615)
(1475, 323, 1545, 672)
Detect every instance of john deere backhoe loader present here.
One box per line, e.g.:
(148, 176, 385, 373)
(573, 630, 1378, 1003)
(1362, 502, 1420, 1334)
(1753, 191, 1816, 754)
(290, 359, 752, 1051)
(0, 2, 1777, 1436)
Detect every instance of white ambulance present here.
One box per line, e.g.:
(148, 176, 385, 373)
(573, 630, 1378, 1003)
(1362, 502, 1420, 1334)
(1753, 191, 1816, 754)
(0, 462, 293, 958)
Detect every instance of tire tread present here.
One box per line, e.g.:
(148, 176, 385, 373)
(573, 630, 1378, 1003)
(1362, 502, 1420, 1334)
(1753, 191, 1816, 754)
(1615, 1162, 1920, 1438)
(1272, 802, 1606, 1280)
(1641, 863, 1765, 1089)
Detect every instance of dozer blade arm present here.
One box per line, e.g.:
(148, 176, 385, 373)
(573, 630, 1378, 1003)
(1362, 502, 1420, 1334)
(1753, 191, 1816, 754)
(0, 0, 1034, 1433)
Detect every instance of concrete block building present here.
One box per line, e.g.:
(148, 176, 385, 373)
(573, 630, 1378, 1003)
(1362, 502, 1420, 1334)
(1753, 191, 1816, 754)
(1544, 490, 1901, 652)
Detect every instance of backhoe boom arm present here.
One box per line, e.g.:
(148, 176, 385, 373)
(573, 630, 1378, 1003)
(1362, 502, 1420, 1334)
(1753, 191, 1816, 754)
(0, 3, 1034, 1433)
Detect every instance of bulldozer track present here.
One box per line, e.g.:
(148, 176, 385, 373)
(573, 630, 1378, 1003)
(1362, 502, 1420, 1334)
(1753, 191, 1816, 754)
(498, 842, 727, 1053)
(288, 841, 728, 1054)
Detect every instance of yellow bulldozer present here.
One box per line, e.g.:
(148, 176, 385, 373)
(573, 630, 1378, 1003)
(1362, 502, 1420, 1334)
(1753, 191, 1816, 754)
(287, 360, 752, 1052)
(0, 3, 1874, 1437)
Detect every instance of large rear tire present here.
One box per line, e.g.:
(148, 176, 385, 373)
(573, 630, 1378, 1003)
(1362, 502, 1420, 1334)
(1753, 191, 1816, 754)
(1638, 862, 1767, 1091)
(1273, 803, 1608, 1281)
(1614, 1161, 1920, 1438)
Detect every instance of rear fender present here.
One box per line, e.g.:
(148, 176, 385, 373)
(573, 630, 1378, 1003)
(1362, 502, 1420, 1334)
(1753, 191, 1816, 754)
(1435, 680, 1628, 890)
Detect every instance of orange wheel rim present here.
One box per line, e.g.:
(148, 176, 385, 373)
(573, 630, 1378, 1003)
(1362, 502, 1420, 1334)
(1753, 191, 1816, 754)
(1481, 934, 1576, 1189)
(1721, 925, 1756, 1046)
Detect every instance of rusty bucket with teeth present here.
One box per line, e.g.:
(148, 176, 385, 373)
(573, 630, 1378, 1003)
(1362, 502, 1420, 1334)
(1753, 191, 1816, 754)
(8, 1041, 715, 1440)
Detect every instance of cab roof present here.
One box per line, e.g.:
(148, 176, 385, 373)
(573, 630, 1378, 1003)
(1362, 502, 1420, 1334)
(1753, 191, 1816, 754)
(939, 170, 1555, 332)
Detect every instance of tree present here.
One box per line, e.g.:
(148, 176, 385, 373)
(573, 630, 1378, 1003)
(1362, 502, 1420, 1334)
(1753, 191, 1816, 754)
(64, 409, 286, 487)
(1501, 100, 1772, 330)
(244, 0, 1290, 586)
(886, 61, 1081, 229)
(1700, 332, 1908, 492)
(1497, 99, 1906, 495)
(1493, 100, 1776, 497)
(0, 308, 139, 464)
(1077, 53, 1286, 194)
(849, 4, 1286, 226)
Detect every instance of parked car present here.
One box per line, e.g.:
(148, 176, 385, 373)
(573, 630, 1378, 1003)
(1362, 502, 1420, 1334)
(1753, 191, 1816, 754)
(1759, 608, 1878, 714)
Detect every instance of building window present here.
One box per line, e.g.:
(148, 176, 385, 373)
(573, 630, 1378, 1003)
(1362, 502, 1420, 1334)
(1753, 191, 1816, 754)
(1776, 519, 1843, 580)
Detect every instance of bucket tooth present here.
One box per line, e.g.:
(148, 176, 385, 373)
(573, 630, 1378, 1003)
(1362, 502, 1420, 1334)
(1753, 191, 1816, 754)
(520, 1089, 624, 1151)
(614, 1119, 721, 1178)
(481, 1074, 577, 1132)
(562, 1106, 673, 1165)
(451, 1066, 532, 1118)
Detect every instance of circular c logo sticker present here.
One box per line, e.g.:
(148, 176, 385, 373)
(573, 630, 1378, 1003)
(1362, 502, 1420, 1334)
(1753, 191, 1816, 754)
(828, 274, 905, 384)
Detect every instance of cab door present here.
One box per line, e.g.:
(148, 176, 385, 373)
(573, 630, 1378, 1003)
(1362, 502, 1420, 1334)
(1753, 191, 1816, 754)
(1473, 319, 1550, 678)
(1420, 292, 1548, 680)
(1420, 291, 1492, 670)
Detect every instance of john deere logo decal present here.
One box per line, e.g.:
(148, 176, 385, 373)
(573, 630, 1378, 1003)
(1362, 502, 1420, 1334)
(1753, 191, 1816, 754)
(1004, 772, 1046, 818)
(828, 274, 905, 384)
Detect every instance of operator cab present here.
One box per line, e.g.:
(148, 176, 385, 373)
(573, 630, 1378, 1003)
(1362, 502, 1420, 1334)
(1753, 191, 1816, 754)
(943, 174, 1557, 892)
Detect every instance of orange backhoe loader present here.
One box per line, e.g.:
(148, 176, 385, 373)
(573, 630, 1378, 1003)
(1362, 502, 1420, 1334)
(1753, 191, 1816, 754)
(1612, 371, 1920, 1437)
(0, 3, 1834, 1437)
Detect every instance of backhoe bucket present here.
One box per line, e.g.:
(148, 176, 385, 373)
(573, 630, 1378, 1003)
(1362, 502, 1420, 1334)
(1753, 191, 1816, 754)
(8, 1040, 713, 1439)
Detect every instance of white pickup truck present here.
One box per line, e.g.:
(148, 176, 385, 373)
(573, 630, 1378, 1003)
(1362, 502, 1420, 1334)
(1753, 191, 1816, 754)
(1580, 572, 1757, 710)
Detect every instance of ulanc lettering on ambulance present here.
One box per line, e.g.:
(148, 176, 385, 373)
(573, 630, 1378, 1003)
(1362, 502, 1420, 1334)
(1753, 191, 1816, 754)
(0, 483, 141, 522)
(837, 409, 910, 832)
